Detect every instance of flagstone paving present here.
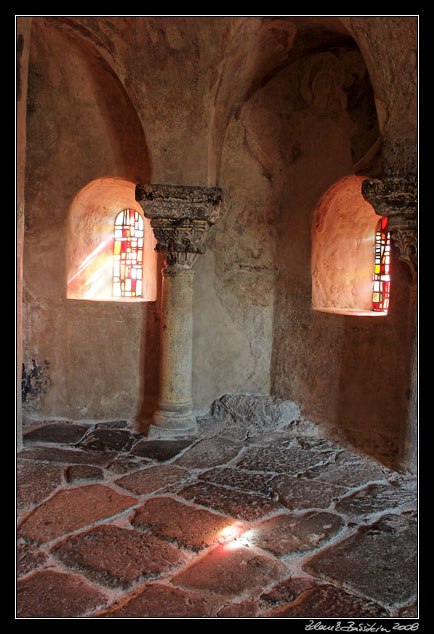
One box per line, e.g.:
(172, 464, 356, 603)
(16, 417, 418, 619)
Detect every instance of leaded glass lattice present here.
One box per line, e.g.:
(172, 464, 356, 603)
(372, 216, 391, 313)
(112, 209, 144, 297)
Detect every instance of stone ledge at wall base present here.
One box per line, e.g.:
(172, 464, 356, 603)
(209, 394, 301, 433)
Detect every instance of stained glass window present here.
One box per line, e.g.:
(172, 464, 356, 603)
(372, 216, 391, 313)
(112, 209, 144, 297)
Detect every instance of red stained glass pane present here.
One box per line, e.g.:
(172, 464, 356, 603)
(112, 209, 145, 297)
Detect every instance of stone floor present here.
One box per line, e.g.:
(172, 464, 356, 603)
(16, 412, 418, 619)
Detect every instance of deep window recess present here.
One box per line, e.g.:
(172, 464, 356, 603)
(372, 216, 391, 313)
(113, 209, 144, 297)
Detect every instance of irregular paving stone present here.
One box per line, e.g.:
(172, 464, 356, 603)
(18, 484, 138, 543)
(264, 583, 389, 618)
(173, 437, 244, 469)
(303, 514, 417, 606)
(178, 480, 283, 520)
(17, 570, 107, 618)
(98, 583, 215, 618)
(398, 602, 418, 617)
(115, 464, 190, 495)
(260, 576, 317, 606)
(52, 524, 189, 588)
(23, 422, 92, 445)
(245, 511, 344, 556)
(65, 464, 104, 483)
(198, 467, 273, 496)
(78, 428, 136, 453)
(131, 497, 245, 551)
(335, 484, 416, 519)
(235, 445, 330, 475)
(17, 459, 64, 509)
(304, 459, 387, 488)
(131, 439, 194, 462)
(17, 541, 49, 577)
(217, 601, 259, 618)
(172, 543, 285, 598)
(18, 445, 118, 466)
(270, 474, 348, 510)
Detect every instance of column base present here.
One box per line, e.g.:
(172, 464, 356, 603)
(152, 408, 197, 432)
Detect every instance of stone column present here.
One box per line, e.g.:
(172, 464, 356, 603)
(362, 177, 417, 472)
(135, 184, 225, 432)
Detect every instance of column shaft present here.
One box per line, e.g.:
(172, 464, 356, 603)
(153, 268, 196, 430)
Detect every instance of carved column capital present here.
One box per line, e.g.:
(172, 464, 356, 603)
(361, 177, 418, 277)
(136, 183, 225, 272)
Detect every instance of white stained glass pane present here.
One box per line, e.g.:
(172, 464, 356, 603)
(137, 268, 142, 279)
(115, 229, 122, 238)
(131, 268, 137, 279)
(137, 214, 144, 231)
(114, 262, 120, 277)
(115, 211, 125, 225)
(113, 282, 121, 296)
(136, 280, 142, 296)
(138, 238, 143, 247)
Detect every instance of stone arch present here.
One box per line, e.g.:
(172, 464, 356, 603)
(66, 177, 157, 302)
(311, 174, 383, 315)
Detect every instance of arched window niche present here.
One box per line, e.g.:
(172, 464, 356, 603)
(66, 177, 158, 302)
(311, 174, 389, 317)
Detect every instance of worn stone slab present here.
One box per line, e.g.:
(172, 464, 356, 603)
(173, 436, 244, 469)
(303, 514, 417, 606)
(17, 459, 64, 509)
(98, 583, 215, 618)
(18, 445, 118, 466)
(198, 467, 273, 496)
(178, 480, 283, 520)
(210, 394, 301, 431)
(17, 540, 49, 577)
(244, 511, 344, 556)
(264, 583, 389, 618)
(78, 428, 136, 453)
(335, 484, 417, 519)
(131, 439, 194, 462)
(17, 570, 107, 618)
(52, 524, 189, 588)
(131, 496, 245, 551)
(65, 464, 104, 483)
(18, 484, 138, 543)
(172, 543, 285, 598)
(23, 422, 91, 445)
(235, 445, 331, 475)
(304, 459, 387, 488)
(260, 576, 317, 606)
(115, 464, 190, 495)
(270, 474, 348, 510)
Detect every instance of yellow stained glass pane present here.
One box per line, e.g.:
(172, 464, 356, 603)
(114, 241, 121, 255)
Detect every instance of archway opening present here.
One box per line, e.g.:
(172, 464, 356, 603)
(311, 174, 387, 316)
(66, 177, 157, 302)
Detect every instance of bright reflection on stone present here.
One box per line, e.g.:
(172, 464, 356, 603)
(218, 522, 250, 551)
